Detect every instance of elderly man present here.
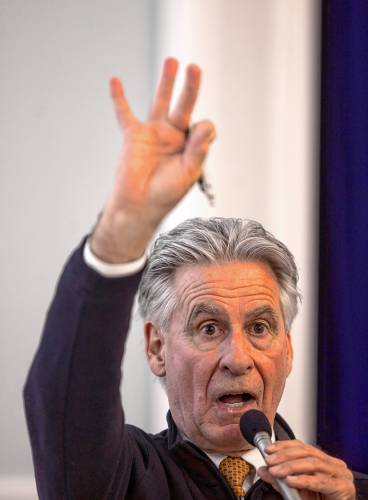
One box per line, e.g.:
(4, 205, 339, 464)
(24, 59, 361, 499)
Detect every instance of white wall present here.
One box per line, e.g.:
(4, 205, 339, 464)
(0, 0, 320, 498)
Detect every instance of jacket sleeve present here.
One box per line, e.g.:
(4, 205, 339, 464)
(23, 239, 144, 499)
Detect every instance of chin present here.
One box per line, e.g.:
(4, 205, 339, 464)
(203, 422, 253, 454)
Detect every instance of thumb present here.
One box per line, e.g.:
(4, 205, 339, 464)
(257, 466, 281, 493)
(183, 120, 216, 176)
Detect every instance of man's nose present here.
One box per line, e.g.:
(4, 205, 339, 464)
(218, 328, 255, 375)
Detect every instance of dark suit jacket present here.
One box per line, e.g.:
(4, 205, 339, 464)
(23, 240, 368, 499)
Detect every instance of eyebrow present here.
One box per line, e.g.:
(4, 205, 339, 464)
(188, 303, 225, 318)
(185, 303, 227, 328)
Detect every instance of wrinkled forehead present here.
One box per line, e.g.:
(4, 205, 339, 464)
(171, 260, 282, 316)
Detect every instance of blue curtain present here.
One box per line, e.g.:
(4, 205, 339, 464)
(318, 1, 368, 473)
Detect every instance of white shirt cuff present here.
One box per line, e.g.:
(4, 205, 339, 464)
(83, 239, 146, 277)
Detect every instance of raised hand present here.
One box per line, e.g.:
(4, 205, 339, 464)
(258, 440, 356, 500)
(91, 58, 215, 263)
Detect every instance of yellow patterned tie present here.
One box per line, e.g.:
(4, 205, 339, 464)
(219, 456, 252, 498)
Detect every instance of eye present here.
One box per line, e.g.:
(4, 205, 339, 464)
(200, 323, 221, 336)
(192, 321, 226, 351)
(251, 322, 269, 335)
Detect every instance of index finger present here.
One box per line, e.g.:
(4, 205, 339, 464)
(266, 440, 343, 467)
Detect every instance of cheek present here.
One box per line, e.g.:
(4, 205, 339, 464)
(166, 350, 191, 391)
(165, 346, 216, 406)
(255, 343, 290, 386)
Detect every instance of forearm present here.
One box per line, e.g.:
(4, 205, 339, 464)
(23, 238, 143, 499)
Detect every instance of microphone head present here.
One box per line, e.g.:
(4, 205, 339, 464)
(240, 410, 272, 444)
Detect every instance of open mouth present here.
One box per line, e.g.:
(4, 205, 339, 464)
(217, 392, 255, 408)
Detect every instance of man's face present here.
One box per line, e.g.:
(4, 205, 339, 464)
(146, 260, 293, 455)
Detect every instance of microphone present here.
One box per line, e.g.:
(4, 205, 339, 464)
(240, 410, 301, 500)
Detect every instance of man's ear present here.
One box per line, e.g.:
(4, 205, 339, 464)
(144, 322, 166, 377)
(286, 333, 293, 376)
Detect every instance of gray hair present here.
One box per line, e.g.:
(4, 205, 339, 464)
(138, 217, 301, 332)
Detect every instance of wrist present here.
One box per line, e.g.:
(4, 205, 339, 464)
(90, 208, 156, 263)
